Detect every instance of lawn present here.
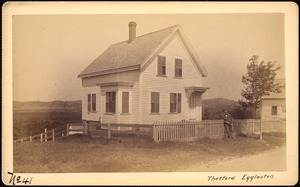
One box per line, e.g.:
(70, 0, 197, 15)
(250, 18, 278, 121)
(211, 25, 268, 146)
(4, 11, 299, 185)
(13, 133, 286, 173)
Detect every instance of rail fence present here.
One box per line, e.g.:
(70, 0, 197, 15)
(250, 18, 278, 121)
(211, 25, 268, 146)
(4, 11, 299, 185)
(13, 123, 84, 143)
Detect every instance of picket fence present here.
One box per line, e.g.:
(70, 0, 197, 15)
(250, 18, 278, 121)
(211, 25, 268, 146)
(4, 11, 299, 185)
(153, 119, 286, 142)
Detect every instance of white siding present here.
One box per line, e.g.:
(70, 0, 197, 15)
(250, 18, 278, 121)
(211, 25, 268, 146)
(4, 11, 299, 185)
(261, 99, 286, 120)
(140, 35, 203, 124)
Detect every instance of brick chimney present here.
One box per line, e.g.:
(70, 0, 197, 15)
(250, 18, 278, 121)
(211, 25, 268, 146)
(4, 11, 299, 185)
(128, 21, 137, 43)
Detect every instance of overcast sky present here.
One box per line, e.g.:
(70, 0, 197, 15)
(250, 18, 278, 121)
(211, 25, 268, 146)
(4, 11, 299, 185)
(13, 14, 285, 102)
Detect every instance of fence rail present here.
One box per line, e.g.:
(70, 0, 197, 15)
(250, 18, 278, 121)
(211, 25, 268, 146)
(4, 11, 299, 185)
(13, 123, 85, 143)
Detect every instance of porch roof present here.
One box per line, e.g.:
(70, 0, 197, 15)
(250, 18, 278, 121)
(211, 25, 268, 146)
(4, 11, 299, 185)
(185, 86, 210, 93)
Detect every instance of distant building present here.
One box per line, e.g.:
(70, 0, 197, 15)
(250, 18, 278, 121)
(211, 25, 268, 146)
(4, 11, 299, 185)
(261, 79, 286, 120)
(78, 22, 209, 125)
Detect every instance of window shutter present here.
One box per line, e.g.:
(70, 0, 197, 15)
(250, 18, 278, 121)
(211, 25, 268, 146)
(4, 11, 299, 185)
(122, 92, 129, 113)
(111, 92, 116, 113)
(178, 93, 181, 113)
(92, 94, 96, 111)
(88, 94, 91, 112)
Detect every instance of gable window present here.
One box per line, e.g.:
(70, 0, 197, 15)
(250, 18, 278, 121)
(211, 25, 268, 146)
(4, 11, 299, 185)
(157, 56, 166, 76)
(122, 92, 129, 114)
(271, 106, 277, 115)
(175, 59, 182, 77)
(106, 92, 116, 113)
(151, 92, 160, 113)
(170, 93, 181, 113)
(87, 94, 96, 112)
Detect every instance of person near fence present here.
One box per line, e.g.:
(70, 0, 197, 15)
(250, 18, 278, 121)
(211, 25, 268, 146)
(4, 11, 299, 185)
(221, 109, 234, 139)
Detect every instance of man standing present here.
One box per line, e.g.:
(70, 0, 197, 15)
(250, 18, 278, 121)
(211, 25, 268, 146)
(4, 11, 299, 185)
(221, 109, 234, 139)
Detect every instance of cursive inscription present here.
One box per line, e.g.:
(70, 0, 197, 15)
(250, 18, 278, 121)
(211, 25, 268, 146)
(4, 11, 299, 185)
(8, 172, 33, 185)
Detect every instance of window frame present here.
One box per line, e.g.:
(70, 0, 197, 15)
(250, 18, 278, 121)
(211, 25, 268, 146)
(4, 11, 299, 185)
(106, 92, 116, 114)
(87, 93, 96, 112)
(150, 92, 160, 114)
(271, 106, 278, 115)
(170, 93, 181, 113)
(157, 56, 166, 76)
(175, 58, 183, 78)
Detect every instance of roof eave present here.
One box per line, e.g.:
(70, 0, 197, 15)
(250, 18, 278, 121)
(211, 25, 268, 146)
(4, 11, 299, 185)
(78, 65, 140, 78)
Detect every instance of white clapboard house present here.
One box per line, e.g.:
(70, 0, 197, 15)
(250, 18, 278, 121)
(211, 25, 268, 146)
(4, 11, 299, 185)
(78, 22, 209, 126)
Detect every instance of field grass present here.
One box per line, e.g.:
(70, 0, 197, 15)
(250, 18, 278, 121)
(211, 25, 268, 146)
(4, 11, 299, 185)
(13, 110, 82, 140)
(13, 133, 286, 173)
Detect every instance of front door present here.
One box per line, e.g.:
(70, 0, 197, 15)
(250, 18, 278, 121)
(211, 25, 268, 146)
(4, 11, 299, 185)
(188, 93, 196, 120)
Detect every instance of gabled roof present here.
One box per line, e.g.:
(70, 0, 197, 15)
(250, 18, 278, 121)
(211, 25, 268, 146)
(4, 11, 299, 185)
(78, 24, 207, 78)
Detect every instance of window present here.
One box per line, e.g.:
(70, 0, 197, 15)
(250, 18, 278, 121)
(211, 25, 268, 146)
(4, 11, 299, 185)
(282, 106, 286, 113)
(175, 59, 182, 77)
(170, 93, 181, 113)
(106, 92, 116, 113)
(122, 92, 129, 113)
(271, 106, 277, 115)
(87, 94, 96, 112)
(151, 92, 160, 113)
(157, 56, 166, 76)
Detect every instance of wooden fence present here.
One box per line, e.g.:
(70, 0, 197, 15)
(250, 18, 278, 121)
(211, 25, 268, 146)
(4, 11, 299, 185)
(153, 120, 198, 141)
(153, 119, 286, 142)
(14, 119, 286, 143)
(13, 123, 84, 143)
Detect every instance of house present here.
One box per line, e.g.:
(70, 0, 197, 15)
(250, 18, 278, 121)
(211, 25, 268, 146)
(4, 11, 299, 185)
(78, 22, 209, 127)
(261, 79, 286, 120)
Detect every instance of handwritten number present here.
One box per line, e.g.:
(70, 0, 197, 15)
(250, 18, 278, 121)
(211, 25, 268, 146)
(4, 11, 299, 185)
(8, 172, 33, 185)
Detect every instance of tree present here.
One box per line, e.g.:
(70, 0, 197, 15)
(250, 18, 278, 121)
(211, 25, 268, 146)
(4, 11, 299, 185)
(239, 55, 282, 118)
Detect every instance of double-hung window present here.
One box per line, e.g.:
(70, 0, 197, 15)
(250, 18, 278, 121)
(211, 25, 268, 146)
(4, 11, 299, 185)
(87, 94, 96, 112)
(175, 59, 182, 77)
(170, 93, 181, 113)
(157, 56, 166, 76)
(151, 92, 160, 113)
(106, 92, 116, 113)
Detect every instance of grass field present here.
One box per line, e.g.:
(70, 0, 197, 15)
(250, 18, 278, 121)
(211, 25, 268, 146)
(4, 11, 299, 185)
(13, 132, 286, 173)
(13, 110, 82, 140)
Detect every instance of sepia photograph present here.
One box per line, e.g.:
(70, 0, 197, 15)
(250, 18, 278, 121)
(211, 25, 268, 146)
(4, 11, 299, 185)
(2, 2, 298, 185)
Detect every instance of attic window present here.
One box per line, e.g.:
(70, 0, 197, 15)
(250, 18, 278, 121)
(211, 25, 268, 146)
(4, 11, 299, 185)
(175, 58, 182, 77)
(157, 56, 166, 76)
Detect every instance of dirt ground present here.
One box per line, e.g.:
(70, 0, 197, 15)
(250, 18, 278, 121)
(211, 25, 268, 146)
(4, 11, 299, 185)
(177, 145, 286, 172)
(13, 133, 286, 173)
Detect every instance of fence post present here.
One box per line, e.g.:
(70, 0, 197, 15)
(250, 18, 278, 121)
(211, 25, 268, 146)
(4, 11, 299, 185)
(66, 124, 69, 136)
(30, 136, 32, 142)
(40, 133, 43, 142)
(152, 124, 155, 140)
(45, 128, 47, 142)
(107, 124, 111, 140)
(52, 129, 55, 142)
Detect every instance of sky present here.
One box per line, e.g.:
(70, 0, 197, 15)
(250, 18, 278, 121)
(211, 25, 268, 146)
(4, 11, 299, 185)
(12, 14, 285, 102)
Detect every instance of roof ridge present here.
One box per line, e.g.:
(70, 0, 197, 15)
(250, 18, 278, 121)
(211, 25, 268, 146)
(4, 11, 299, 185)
(110, 24, 179, 46)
